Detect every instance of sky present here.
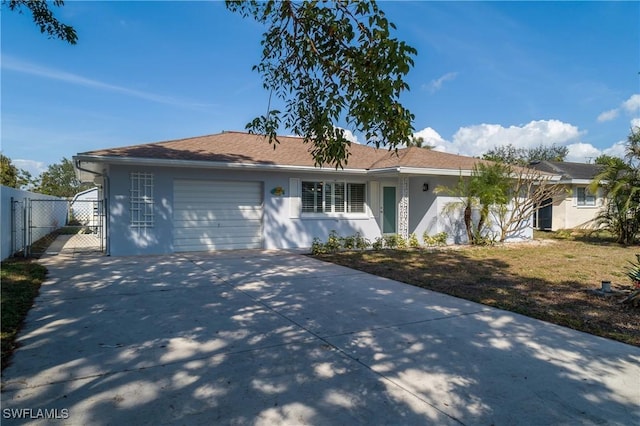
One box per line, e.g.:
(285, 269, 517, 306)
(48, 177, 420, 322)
(1, 1, 639, 177)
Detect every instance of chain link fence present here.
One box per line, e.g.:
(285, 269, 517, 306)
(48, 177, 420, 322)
(11, 198, 104, 258)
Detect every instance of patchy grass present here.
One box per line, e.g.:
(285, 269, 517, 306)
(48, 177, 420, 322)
(314, 236, 639, 346)
(1, 259, 47, 370)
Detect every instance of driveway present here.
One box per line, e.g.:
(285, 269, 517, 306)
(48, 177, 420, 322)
(1, 249, 639, 425)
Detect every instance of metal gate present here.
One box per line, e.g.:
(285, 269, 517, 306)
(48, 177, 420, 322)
(11, 197, 105, 258)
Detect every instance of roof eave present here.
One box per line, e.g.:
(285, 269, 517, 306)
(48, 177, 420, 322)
(73, 155, 370, 175)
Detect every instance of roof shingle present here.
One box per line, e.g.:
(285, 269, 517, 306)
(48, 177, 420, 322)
(80, 131, 490, 171)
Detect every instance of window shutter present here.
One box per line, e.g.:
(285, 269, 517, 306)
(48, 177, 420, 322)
(289, 178, 300, 218)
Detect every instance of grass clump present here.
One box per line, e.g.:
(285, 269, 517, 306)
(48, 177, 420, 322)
(1, 259, 47, 370)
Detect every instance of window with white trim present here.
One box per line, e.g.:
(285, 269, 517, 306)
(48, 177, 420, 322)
(301, 181, 365, 214)
(130, 172, 154, 228)
(577, 187, 596, 206)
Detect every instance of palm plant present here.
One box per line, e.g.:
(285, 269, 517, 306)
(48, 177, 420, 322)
(591, 128, 640, 245)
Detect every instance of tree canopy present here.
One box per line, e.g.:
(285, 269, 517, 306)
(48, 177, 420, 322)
(37, 158, 91, 197)
(226, 0, 417, 168)
(7, 1, 418, 168)
(1, 154, 19, 188)
(4, 0, 77, 44)
(482, 143, 568, 165)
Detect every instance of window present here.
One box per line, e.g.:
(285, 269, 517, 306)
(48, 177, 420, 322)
(577, 187, 595, 206)
(301, 181, 366, 214)
(130, 172, 154, 228)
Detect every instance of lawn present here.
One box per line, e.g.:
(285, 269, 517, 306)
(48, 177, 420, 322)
(314, 234, 639, 346)
(1, 259, 47, 370)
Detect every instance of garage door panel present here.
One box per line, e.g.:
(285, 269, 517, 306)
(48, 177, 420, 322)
(174, 226, 262, 239)
(173, 179, 263, 252)
(173, 209, 263, 221)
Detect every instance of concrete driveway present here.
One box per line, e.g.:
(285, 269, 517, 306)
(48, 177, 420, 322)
(1, 249, 639, 425)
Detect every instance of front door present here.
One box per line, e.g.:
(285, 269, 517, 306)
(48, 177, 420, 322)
(382, 186, 396, 234)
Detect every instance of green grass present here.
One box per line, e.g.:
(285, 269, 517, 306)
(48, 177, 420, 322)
(315, 236, 640, 346)
(1, 259, 47, 370)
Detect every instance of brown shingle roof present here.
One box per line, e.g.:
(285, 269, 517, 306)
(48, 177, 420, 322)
(80, 131, 488, 171)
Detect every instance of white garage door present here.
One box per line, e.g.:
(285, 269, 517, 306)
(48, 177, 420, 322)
(173, 180, 263, 252)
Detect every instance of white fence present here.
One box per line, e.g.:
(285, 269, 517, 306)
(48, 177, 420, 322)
(0, 186, 67, 260)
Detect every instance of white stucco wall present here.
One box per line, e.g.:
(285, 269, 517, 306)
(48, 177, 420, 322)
(103, 166, 533, 256)
(105, 165, 387, 255)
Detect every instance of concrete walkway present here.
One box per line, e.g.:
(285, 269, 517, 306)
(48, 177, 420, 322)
(1, 247, 639, 425)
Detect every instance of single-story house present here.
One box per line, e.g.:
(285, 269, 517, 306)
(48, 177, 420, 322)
(529, 160, 604, 231)
(73, 131, 535, 256)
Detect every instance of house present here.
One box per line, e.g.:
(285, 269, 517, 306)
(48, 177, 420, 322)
(70, 187, 100, 227)
(73, 131, 534, 256)
(529, 160, 603, 231)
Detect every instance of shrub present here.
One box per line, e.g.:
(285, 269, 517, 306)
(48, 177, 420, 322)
(325, 230, 342, 253)
(396, 234, 408, 249)
(423, 231, 448, 247)
(408, 233, 421, 248)
(311, 237, 326, 255)
(341, 234, 356, 250)
(372, 237, 384, 250)
(383, 234, 399, 249)
(354, 232, 371, 250)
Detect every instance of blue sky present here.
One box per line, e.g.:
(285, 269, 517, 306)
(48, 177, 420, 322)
(2, 1, 639, 176)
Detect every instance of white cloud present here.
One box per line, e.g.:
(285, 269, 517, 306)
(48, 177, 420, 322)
(602, 141, 627, 159)
(631, 118, 640, 129)
(412, 127, 448, 150)
(12, 159, 47, 177)
(597, 109, 619, 122)
(423, 72, 459, 93)
(336, 127, 360, 144)
(622, 94, 640, 113)
(565, 143, 601, 163)
(1, 55, 216, 110)
(597, 93, 640, 124)
(443, 119, 581, 157)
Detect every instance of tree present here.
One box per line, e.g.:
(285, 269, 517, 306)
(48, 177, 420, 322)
(36, 158, 90, 197)
(482, 143, 568, 165)
(10, 0, 417, 168)
(491, 166, 566, 242)
(436, 161, 566, 244)
(1, 154, 19, 188)
(590, 128, 640, 245)
(3, 0, 77, 44)
(406, 136, 434, 149)
(226, 0, 417, 168)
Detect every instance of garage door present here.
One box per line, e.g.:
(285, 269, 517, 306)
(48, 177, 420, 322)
(173, 180, 263, 252)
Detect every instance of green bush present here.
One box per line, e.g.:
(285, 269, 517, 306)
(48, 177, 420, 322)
(311, 237, 326, 255)
(325, 230, 342, 253)
(423, 231, 448, 247)
(354, 232, 371, 250)
(372, 236, 384, 250)
(383, 234, 399, 249)
(408, 233, 421, 248)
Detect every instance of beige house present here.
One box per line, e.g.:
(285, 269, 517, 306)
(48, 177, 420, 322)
(530, 160, 604, 231)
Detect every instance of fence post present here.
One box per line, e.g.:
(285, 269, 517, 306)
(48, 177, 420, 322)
(25, 198, 31, 258)
(10, 197, 15, 256)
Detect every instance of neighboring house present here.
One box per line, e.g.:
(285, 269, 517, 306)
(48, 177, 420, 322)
(70, 187, 100, 227)
(529, 160, 603, 231)
(73, 131, 535, 256)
